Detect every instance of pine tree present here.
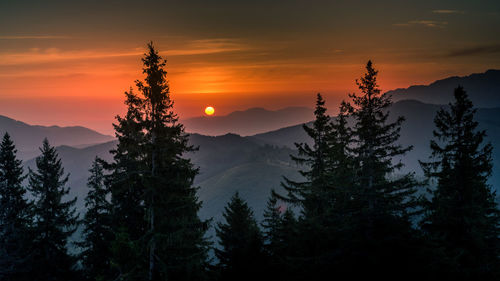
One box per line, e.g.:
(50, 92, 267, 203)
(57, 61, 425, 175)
(275, 94, 354, 278)
(262, 194, 282, 257)
(108, 42, 209, 280)
(0, 133, 32, 280)
(107, 88, 148, 280)
(342, 60, 420, 276)
(216, 193, 264, 281)
(261, 194, 297, 280)
(28, 138, 79, 280)
(109, 88, 147, 239)
(279, 93, 333, 216)
(420, 86, 500, 278)
(79, 157, 113, 280)
(139, 42, 209, 281)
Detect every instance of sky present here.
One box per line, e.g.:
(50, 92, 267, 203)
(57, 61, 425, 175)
(0, 0, 499, 134)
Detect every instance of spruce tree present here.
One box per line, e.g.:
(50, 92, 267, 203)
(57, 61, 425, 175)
(262, 194, 282, 258)
(28, 138, 79, 280)
(261, 195, 297, 280)
(0, 133, 32, 280)
(276, 94, 354, 278)
(343, 60, 420, 276)
(215, 193, 264, 281)
(109, 88, 147, 240)
(107, 88, 148, 280)
(420, 86, 500, 278)
(279, 93, 333, 216)
(140, 42, 209, 281)
(79, 157, 113, 280)
(108, 42, 209, 280)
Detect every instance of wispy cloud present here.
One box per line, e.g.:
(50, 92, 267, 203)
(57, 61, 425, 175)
(0, 48, 142, 65)
(446, 44, 500, 57)
(394, 20, 448, 28)
(163, 39, 249, 56)
(0, 39, 250, 65)
(432, 10, 464, 14)
(0, 35, 71, 40)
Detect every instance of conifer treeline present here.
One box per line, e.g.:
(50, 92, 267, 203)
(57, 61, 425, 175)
(0, 44, 499, 280)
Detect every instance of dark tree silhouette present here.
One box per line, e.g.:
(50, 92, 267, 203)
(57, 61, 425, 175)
(420, 86, 500, 278)
(339, 61, 421, 277)
(0, 133, 32, 281)
(216, 193, 265, 281)
(79, 157, 113, 280)
(108, 42, 209, 281)
(28, 139, 79, 281)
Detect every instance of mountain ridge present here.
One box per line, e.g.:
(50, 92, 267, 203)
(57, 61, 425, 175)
(388, 69, 500, 107)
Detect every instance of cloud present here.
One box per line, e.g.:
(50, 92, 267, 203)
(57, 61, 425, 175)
(0, 48, 142, 65)
(446, 45, 500, 57)
(0, 39, 250, 66)
(163, 39, 249, 56)
(432, 10, 464, 14)
(394, 20, 448, 28)
(0, 35, 71, 40)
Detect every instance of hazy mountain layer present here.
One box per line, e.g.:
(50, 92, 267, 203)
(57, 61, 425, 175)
(0, 115, 115, 160)
(387, 69, 500, 107)
(182, 106, 313, 136)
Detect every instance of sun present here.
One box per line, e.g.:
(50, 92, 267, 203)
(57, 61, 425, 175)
(204, 106, 215, 116)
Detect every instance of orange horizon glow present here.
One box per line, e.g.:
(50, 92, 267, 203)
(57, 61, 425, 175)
(1, 1, 499, 135)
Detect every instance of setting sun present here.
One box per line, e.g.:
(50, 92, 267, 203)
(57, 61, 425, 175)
(204, 106, 215, 116)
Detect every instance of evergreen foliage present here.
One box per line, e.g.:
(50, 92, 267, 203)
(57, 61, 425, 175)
(107, 42, 209, 281)
(420, 86, 500, 278)
(0, 133, 32, 280)
(340, 61, 421, 276)
(215, 193, 265, 281)
(28, 138, 79, 280)
(79, 157, 113, 280)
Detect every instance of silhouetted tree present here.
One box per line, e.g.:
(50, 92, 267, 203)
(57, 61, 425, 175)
(420, 86, 500, 278)
(28, 139, 79, 280)
(107, 88, 147, 280)
(139, 42, 209, 281)
(0, 133, 32, 280)
(216, 193, 264, 281)
(261, 194, 298, 280)
(108, 42, 209, 280)
(262, 194, 282, 257)
(279, 93, 333, 214)
(79, 157, 113, 280)
(341, 60, 421, 277)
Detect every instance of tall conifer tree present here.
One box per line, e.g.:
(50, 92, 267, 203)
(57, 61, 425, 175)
(216, 193, 264, 281)
(276, 94, 354, 278)
(107, 88, 147, 279)
(420, 86, 500, 278)
(343, 61, 420, 276)
(108, 42, 209, 280)
(0, 133, 32, 280)
(79, 157, 113, 280)
(139, 42, 209, 281)
(261, 194, 297, 280)
(28, 139, 79, 280)
(280, 93, 332, 215)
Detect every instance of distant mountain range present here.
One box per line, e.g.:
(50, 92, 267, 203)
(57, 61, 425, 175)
(388, 69, 500, 107)
(0, 115, 115, 159)
(2, 69, 500, 235)
(182, 106, 313, 136)
(17, 100, 500, 228)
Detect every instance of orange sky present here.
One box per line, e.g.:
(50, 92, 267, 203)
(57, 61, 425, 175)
(0, 0, 499, 134)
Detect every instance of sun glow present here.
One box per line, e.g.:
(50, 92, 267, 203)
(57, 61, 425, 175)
(204, 106, 215, 116)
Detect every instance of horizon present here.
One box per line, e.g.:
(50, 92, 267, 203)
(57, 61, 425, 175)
(2, 0, 500, 134)
(1, 68, 497, 136)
